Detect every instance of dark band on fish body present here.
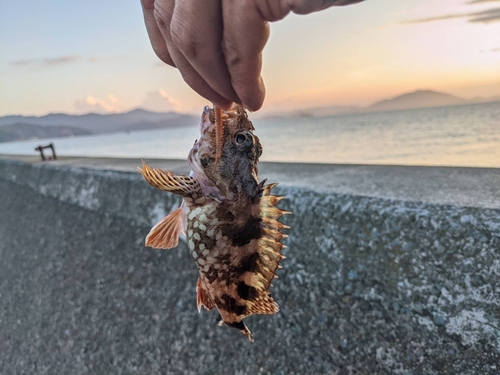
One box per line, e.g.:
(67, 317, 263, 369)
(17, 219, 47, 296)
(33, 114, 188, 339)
(220, 294, 247, 316)
(224, 252, 261, 284)
(216, 209, 235, 222)
(237, 252, 260, 274)
(220, 216, 263, 247)
(237, 281, 259, 301)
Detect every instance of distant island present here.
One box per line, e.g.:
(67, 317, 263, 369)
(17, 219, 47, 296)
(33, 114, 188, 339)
(367, 90, 468, 112)
(0, 108, 197, 143)
(0, 123, 91, 143)
(0, 90, 498, 143)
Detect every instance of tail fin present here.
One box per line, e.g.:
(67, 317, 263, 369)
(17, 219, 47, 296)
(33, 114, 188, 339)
(219, 320, 254, 343)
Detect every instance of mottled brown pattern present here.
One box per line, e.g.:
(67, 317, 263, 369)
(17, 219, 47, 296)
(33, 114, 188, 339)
(140, 105, 289, 342)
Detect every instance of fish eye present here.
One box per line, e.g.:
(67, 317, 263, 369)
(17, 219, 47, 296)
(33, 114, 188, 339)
(234, 131, 253, 148)
(236, 133, 247, 144)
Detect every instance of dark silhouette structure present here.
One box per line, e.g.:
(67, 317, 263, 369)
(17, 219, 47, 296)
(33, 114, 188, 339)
(35, 143, 57, 161)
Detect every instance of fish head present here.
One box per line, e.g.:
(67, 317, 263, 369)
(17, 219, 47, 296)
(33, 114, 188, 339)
(188, 105, 262, 199)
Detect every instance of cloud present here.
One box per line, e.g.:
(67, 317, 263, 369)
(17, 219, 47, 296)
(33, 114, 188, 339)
(404, 7, 500, 24)
(74, 90, 181, 114)
(469, 7, 500, 22)
(10, 55, 81, 67)
(43, 55, 81, 65)
(404, 14, 465, 23)
(140, 89, 181, 112)
(10, 54, 121, 67)
(75, 94, 123, 114)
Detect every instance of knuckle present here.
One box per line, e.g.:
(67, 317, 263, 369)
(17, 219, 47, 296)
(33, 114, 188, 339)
(222, 40, 243, 68)
(227, 53, 243, 68)
(170, 23, 199, 60)
(255, 0, 286, 22)
(153, 1, 173, 32)
(153, 11, 169, 32)
(180, 71, 200, 90)
(141, 0, 155, 11)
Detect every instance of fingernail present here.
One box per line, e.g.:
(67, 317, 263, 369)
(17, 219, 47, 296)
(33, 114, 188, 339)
(244, 77, 265, 111)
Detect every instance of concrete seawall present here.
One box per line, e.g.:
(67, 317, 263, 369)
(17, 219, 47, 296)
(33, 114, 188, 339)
(1, 156, 499, 374)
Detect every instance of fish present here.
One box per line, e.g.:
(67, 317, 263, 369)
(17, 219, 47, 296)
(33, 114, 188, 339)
(137, 105, 290, 342)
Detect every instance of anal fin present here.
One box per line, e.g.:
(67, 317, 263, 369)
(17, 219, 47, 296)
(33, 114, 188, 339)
(196, 277, 215, 312)
(145, 207, 183, 249)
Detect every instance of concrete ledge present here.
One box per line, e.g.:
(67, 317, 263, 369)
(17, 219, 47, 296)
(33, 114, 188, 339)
(0, 156, 499, 374)
(3, 154, 500, 208)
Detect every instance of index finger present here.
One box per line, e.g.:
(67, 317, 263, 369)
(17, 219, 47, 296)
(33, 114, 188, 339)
(221, 1, 270, 112)
(140, 0, 175, 66)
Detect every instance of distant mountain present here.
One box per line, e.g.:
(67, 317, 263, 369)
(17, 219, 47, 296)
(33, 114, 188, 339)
(368, 90, 468, 112)
(0, 123, 91, 143)
(291, 105, 360, 117)
(259, 105, 360, 120)
(0, 108, 198, 134)
(1, 92, 498, 141)
(121, 115, 198, 132)
(274, 90, 499, 119)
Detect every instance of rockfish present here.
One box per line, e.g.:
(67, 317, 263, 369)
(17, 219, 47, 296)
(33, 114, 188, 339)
(138, 105, 290, 342)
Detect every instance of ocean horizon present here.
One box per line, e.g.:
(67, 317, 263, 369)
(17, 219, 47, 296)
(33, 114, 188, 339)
(1, 101, 499, 168)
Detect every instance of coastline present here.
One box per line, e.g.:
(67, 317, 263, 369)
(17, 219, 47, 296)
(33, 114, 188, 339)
(1, 155, 499, 374)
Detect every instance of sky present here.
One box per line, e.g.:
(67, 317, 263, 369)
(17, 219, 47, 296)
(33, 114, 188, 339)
(0, 0, 499, 117)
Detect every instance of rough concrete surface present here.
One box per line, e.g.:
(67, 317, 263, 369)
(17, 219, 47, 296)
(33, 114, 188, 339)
(0, 157, 499, 374)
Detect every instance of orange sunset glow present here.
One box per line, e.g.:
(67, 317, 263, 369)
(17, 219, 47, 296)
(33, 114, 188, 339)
(0, 0, 499, 116)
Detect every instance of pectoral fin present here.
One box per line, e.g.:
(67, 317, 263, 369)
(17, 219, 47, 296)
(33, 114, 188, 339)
(138, 160, 202, 198)
(196, 277, 215, 312)
(145, 207, 183, 249)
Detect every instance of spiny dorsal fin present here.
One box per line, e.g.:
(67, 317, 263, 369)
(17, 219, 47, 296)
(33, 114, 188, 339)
(145, 207, 183, 249)
(261, 182, 279, 196)
(240, 181, 290, 317)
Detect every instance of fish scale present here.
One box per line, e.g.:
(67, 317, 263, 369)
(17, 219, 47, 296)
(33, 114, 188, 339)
(138, 105, 290, 342)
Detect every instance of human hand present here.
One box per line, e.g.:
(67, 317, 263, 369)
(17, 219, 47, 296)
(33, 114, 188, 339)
(141, 0, 364, 111)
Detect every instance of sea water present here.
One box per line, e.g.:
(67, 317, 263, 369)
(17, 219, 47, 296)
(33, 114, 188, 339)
(1, 102, 499, 167)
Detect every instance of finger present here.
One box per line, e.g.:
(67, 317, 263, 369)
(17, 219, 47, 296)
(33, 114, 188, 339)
(140, 0, 175, 66)
(221, 0, 269, 111)
(171, 0, 241, 105)
(284, 0, 365, 15)
(154, 0, 233, 109)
